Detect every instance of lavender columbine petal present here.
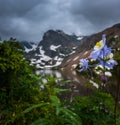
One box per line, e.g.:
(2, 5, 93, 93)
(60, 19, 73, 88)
(90, 50, 101, 60)
(103, 45, 112, 57)
(100, 59, 118, 69)
(79, 58, 89, 71)
(90, 35, 107, 60)
(99, 60, 105, 67)
(105, 59, 118, 69)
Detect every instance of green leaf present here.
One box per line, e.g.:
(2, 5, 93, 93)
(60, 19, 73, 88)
(53, 88, 69, 94)
(22, 103, 50, 114)
(50, 95, 61, 107)
(31, 118, 50, 125)
(50, 95, 61, 115)
(60, 107, 82, 125)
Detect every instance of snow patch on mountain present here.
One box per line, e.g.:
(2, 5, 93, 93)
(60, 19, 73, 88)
(29, 45, 64, 69)
(83, 51, 89, 55)
(24, 42, 37, 53)
(77, 36, 83, 40)
(24, 47, 33, 53)
(34, 46, 52, 62)
(39, 46, 45, 55)
(73, 56, 79, 61)
(59, 53, 65, 56)
(50, 45, 61, 51)
(69, 51, 76, 55)
(34, 58, 63, 69)
(41, 56, 52, 62)
(72, 46, 77, 50)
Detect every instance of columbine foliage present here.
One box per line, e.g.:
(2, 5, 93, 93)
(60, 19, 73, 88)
(79, 34, 120, 125)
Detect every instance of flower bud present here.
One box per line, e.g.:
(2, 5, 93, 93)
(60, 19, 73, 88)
(101, 74, 107, 84)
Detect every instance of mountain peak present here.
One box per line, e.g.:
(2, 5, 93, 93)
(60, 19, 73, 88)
(24, 23, 120, 69)
(43, 29, 67, 40)
(25, 29, 81, 69)
(113, 23, 120, 28)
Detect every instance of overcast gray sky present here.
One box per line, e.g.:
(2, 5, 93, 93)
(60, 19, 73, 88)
(0, 0, 120, 42)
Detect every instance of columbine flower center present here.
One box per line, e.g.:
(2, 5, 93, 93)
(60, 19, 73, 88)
(96, 41, 102, 48)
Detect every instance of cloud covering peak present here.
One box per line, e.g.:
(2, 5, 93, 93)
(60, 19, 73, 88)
(0, 0, 120, 42)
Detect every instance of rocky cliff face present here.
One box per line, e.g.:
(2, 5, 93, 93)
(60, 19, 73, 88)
(82, 23, 120, 49)
(37, 30, 80, 57)
(20, 41, 38, 53)
(24, 30, 82, 69)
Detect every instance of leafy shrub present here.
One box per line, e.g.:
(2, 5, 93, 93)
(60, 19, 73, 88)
(69, 91, 115, 125)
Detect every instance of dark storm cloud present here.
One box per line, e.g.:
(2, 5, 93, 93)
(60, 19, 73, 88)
(0, 0, 120, 42)
(0, 0, 50, 41)
(0, 0, 48, 17)
(70, 0, 120, 34)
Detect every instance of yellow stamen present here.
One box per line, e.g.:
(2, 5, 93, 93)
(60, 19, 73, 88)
(96, 41, 102, 48)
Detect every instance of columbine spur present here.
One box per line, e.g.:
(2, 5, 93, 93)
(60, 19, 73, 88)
(79, 58, 89, 72)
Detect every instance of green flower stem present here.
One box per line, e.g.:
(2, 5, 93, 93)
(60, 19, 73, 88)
(114, 60, 120, 125)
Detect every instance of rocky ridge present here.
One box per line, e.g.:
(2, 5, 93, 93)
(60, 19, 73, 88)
(24, 30, 83, 69)
(21, 23, 120, 70)
(61, 23, 120, 71)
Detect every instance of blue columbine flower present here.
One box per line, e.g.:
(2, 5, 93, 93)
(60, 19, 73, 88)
(79, 58, 89, 72)
(79, 34, 117, 73)
(78, 34, 118, 86)
(99, 58, 118, 69)
(90, 34, 106, 60)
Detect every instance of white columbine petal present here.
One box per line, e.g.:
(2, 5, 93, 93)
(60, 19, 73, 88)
(94, 40, 104, 51)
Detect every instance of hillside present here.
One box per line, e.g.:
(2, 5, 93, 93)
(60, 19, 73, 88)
(21, 23, 120, 70)
(61, 23, 120, 72)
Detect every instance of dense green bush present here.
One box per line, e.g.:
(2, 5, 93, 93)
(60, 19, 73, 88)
(69, 91, 115, 125)
(0, 39, 41, 124)
(22, 76, 82, 125)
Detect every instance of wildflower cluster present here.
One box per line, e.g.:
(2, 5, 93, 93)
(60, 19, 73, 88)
(79, 34, 118, 83)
